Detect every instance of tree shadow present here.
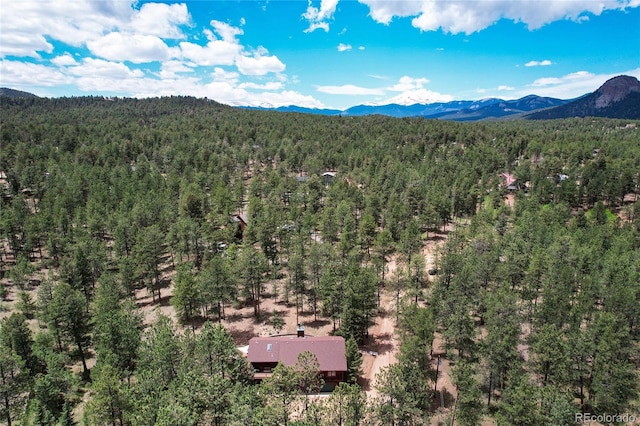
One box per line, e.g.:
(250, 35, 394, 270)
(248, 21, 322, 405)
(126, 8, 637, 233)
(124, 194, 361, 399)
(226, 326, 257, 345)
(358, 376, 372, 392)
(224, 311, 245, 323)
(305, 318, 331, 328)
(361, 332, 394, 356)
(430, 388, 455, 411)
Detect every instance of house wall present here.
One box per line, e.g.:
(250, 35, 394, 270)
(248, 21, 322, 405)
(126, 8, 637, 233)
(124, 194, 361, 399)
(251, 362, 346, 389)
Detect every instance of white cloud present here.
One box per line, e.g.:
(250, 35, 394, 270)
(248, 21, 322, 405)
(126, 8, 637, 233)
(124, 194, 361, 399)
(498, 85, 515, 91)
(159, 60, 195, 79)
(305, 22, 330, 33)
(88, 32, 175, 63)
(530, 70, 593, 87)
(0, 1, 190, 58)
(523, 68, 640, 98)
(179, 39, 241, 66)
(0, 59, 71, 86)
(380, 89, 454, 105)
(388, 76, 430, 92)
(51, 53, 78, 67)
(316, 75, 452, 104)
(338, 43, 352, 52)
(212, 67, 240, 84)
(358, 46, 365, 50)
(358, 0, 640, 34)
(129, 3, 190, 39)
(211, 20, 244, 42)
(236, 51, 286, 75)
(303, 0, 339, 32)
(381, 76, 452, 104)
(0, 33, 53, 58)
(247, 90, 326, 108)
(317, 84, 385, 95)
(525, 59, 553, 67)
(358, 0, 423, 24)
(1, 1, 129, 55)
(238, 82, 285, 91)
(68, 58, 144, 79)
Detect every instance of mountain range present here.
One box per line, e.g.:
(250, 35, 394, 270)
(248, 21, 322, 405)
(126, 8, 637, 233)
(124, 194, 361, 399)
(253, 75, 640, 121)
(0, 87, 40, 98)
(3, 75, 639, 121)
(526, 75, 640, 120)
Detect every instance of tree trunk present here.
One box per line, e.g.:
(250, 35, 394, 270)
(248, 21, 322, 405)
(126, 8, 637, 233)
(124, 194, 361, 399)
(76, 338, 88, 376)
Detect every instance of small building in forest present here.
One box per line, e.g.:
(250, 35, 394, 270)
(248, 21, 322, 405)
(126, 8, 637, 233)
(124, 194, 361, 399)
(322, 171, 336, 184)
(231, 213, 248, 240)
(247, 329, 347, 391)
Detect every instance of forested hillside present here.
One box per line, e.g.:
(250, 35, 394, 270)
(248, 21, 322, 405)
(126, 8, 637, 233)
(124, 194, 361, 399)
(1, 96, 639, 425)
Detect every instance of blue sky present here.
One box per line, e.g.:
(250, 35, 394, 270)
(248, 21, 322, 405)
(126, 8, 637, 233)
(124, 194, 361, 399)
(1, 0, 639, 109)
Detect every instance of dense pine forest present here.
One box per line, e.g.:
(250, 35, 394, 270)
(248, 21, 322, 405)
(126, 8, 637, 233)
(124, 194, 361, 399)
(1, 95, 639, 425)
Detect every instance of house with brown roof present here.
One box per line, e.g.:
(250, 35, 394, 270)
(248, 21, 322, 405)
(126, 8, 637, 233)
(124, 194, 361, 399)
(247, 327, 347, 391)
(231, 213, 248, 240)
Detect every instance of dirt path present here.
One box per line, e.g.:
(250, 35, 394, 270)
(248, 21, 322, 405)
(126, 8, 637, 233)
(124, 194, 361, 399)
(362, 226, 452, 401)
(361, 290, 398, 397)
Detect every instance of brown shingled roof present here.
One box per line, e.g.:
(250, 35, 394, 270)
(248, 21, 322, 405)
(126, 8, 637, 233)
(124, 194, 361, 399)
(247, 336, 347, 372)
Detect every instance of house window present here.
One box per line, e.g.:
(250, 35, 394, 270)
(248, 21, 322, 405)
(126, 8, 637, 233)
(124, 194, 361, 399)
(327, 371, 336, 378)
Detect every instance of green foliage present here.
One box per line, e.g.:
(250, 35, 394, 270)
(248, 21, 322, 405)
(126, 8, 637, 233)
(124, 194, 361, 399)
(345, 337, 362, 383)
(237, 246, 268, 317)
(323, 383, 367, 426)
(171, 263, 201, 326)
(452, 360, 483, 426)
(91, 275, 143, 377)
(48, 282, 91, 376)
(85, 364, 130, 426)
(2, 95, 640, 424)
(373, 363, 427, 425)
(9, 254, 34, 290)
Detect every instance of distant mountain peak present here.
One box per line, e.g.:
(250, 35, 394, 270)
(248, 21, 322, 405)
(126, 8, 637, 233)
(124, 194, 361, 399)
(594, 75, 640, 108)
(526, 74, 640, 120)
(0, 87, 39, 98)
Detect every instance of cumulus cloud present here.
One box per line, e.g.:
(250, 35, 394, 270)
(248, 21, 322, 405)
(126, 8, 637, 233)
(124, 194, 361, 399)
(236, 52, 286, 76)
(0, 33, 53, 58)
(379, 76, 452, 104)
(51, 53, 78, 67)
(523, 68, 640, 98)
(303, 0, 339, 32)
(159, 60, 195, 79)
(88, 33, 175, 63)
(212, 67, 240, 84)
(0, 1, 191, 60)
(68, 58, 144, 79)
(0, 0, 185, 58)
(210, 20, 244, 42)
(0, 1, 321, 108)
(179, 39, 240, 66)
(530, 70, 593, 87)
(525, 60, 553, 67)
(388, 76, 430, 92)
(358, 0, 640, 34)
(0, 59, 71, 86)
(238, 81, 285, 91)
(130, 3, 190, 38)
(338, 43, 352, 52)
(316, 75, 452, 104)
